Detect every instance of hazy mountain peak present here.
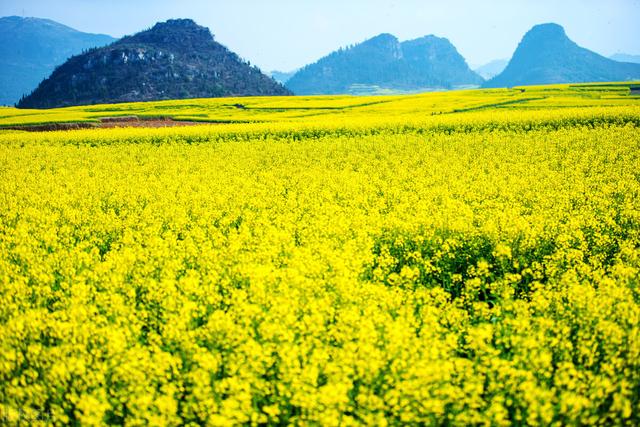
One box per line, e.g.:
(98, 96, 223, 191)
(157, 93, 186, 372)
(286, 32, 482, 95)
(0, 16, 116, 106)
(406, 34, 449, 44)
(517, 23, 574, 52)
(401, 35, 458, 54)
(356, 33, 400, 54)
(2, 15, 78, 32)
(484, 22, 640, 87)
(525, 23, 567, 39)
(367, 33, 398, 43)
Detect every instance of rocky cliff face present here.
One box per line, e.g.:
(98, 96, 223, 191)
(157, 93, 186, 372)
(17, 19, 290, 109)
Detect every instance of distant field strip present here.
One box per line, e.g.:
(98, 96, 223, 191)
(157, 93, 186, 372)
(1, 82, 638, 129)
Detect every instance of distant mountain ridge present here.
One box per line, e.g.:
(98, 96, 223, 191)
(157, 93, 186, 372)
(286, 33, 483, 95)
(610, 53, 640, 64)
(484, 23, 640, 88)
(269, 70, 296, 84)
(0, 16, 115, 106)
(474, 59, 508, 80)
(18, 19, 290, 108)
(7, 16, 640, 106)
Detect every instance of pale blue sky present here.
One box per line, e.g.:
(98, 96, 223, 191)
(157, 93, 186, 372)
(2, 0, 639, 71)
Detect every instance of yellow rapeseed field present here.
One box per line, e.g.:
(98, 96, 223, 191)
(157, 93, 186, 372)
(1, 83, 639, 425)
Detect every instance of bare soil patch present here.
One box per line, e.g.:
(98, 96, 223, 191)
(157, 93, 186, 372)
(2, 116, 209, 132)
(98, 117, 203, 128)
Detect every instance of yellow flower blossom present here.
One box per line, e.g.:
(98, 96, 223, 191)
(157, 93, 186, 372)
(1, 83, 639, 425)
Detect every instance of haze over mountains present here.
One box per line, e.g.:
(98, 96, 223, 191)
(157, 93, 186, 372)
(484, 23, 640, 88)
(269, 70, 296, 85)
(0, 16, 115, 106)
(474, 59, 508, 80)
(609, 53, 640, 64)
(3, 15, 640, 107)
(18, 19, 290, 108)
(286, 33, 483, 95)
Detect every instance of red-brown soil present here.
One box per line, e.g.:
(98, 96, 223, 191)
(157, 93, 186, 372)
(2, 116, 209, 132)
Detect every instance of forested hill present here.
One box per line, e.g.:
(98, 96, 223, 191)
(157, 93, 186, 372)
(18, 19, 290, 109)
